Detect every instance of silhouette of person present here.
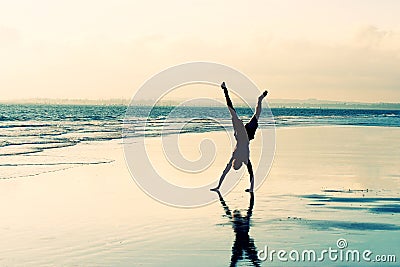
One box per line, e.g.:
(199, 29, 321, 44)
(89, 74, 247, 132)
(216, 191, 261, 267)
(211, 82, 268, 192)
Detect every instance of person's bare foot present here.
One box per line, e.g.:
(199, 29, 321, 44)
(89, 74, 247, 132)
(210, 187, 220, 192)
(221, 82, 227, 90)
(259, 90, 268, 100)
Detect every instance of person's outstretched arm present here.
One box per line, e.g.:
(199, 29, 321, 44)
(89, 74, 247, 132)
(245, 160, 255, 192)
(211, 156, 234, 191)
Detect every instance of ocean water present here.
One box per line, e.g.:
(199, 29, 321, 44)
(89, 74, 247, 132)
(0, 104, 399, 180)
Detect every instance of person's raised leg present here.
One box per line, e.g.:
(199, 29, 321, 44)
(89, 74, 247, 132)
(210, 156, 234, 191)
(221, 82, 244, 136)
(254, 90, 268, 120)
(221, 82, 235, 111)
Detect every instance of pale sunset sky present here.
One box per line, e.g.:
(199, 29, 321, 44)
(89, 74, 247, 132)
(0, 0, 399, 102)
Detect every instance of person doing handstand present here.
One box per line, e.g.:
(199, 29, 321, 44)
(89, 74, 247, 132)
(211, 82, 268, 192)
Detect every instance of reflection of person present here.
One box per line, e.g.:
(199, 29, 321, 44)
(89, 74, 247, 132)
(216, 191, 260, 267)
(211, 82, 268, 192)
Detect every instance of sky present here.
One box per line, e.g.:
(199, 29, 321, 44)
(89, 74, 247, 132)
(0, 0, 400, 102)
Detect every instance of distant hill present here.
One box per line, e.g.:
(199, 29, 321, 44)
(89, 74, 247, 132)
(267, 99, 400, 110)
(0, 98, 129, 106)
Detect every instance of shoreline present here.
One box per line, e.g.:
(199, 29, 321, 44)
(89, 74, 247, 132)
(1, 124, 399, 181)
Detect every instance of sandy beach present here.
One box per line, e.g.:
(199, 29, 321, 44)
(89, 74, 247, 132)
(0, 126, 399, 266)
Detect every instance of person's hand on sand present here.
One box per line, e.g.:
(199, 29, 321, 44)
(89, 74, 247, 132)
(245, 176, 254, 192)
(221, 82, 227, 90)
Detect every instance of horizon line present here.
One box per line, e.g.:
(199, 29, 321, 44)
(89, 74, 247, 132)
(1, 97, 400, 105)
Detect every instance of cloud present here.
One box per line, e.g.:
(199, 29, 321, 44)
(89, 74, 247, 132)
(355, 25, 400, 50)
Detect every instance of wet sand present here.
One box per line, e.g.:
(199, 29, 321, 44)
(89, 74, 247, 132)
(0, 126, 399, 266)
